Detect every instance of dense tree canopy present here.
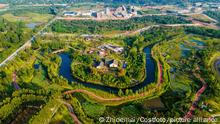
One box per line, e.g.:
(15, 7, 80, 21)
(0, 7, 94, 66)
(0, 18, 30, 62)
(204, 11, 220, 26)
(51, 16, 190, 34)
(184, 26, 220, 38)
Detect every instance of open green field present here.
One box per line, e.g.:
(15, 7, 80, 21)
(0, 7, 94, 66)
(208, 52, 220, 81)
(0, 18, 32, 63)
(50, 15, 191, 34)
(152, 30, 220, 117)
(0, 8, 220, 123)
(187, 14, 215, 23)
(138, 9, 161, 15)
(1, 12, 53, 23)
(0, 5, 56, 63)
(1, 0, 220, 123)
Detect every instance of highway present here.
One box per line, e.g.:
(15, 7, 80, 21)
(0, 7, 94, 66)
(183, 13, 218, 23)
(0, 1, 73, 67)
(42, 23, 201, 39)
(137, 23, 200, 32)
(113, 23, 201, 37)
(0, 13, 204, 68)
(0, 15, 59, 67)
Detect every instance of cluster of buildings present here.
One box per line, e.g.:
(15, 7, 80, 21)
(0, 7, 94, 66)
(93, 5, 138, 18)
(193, 2, 220, 11)
(0, 4, 9, 10)
(56, 2, 220, 18)
(96, 44, 123, 59)
(63, 10, 94, 17)
(142, 2, 220, 15)
(88, 44, 124, 57)
(178, 2, 220, 14)
(95, 59, 120, 69)
(86, 44, 127, 70)
(95, 58, 127, 70)
(98, 44, 124, 54)
(186, 2, 220, 13)
(63, 11, 78, 16)
(63, 5, 138, 19)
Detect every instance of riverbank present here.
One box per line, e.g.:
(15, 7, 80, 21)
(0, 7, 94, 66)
(208, 52, 220, 80)
(59, 45, 168, 105)
(63, 84, 165, 106)
(59, 46, 156, 93)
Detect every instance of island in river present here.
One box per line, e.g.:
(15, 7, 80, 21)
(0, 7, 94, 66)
(59, 46, 156, 93)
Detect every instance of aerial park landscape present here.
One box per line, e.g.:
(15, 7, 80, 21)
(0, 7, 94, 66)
(0, 0, 220, 123)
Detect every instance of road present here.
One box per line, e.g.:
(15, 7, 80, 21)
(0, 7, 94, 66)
(64, 87, 159, 103)
(201, 13, 218, 23)
(45, 23, 201, 39)
(112, 23, 200, 37)
(0, 13, 204, 68)
(62, 101, 82, 124)
(184, 13, 218, 23)
(0, 15, 59, 67)
(57, 13, 169, 21)
(184, 72, 208, 119)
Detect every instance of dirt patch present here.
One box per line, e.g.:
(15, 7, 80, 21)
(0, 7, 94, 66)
(142, 98, 165, 110)
(10, 106, 40, 124)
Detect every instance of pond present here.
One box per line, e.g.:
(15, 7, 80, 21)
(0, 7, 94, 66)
(59, 46, 156, 93)
(34, 64, 40, 70)
(26, 23, 39, 29)
(180, 44, 191, 57)
(190, 39, 206, 46)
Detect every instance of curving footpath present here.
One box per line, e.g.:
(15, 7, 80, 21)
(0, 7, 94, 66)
(64, 89, 156, 103)
(158, 62, 163, 85)
(0, 21, 201, 68)
(184, 72, 208, 119)
(63, 52, 164, 104)
(112, 24, 200, 38)
(63, 102, 82, 124)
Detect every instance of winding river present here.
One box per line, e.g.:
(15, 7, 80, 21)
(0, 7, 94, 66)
(214, 59, 220, 76)
(59, 46, 156, 93)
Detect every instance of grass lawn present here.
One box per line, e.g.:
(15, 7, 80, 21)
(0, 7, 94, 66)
(138, 9, 161, 15)
(142, 97, 165, 110)
(187, 14, 214, 23)
(170, 73, 192, 93)
(82, 101, 106, 118)
(30, 99, 62, 124)
(31, 66, 50, 89)
(1, 12, 53, 24)
(208, 52, 220, 81)
(50, 105, 74, 124)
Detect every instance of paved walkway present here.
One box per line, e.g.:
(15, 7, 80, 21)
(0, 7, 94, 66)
(184, 72, 208, 119)
(62, 101, 81, 124)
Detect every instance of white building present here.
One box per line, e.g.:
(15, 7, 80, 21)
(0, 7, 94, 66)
(110, 60, 119, 68)
(63, 12, 78, 16)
